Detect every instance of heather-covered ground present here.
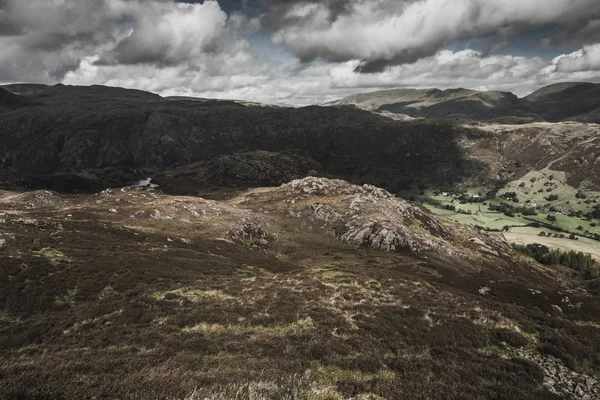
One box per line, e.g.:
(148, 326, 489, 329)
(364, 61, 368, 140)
(0, 179, 599, 399)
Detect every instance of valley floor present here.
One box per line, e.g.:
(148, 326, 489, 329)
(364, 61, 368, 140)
(503, 227, 600, 261)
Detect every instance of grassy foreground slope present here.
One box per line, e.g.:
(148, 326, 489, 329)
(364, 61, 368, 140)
(1, 178, 599, 399)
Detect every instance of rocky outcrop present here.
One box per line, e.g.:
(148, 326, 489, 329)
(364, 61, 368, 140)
(514, 350, 600, 399)
(0, 190, 71, 209)
(245, 177, 515, 272)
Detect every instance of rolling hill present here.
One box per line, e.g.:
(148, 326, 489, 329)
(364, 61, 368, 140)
(331, 82, 600, 124)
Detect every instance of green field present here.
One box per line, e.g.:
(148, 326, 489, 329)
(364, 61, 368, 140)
(405, 178, 600, 259)
(503, 227, 600, 261)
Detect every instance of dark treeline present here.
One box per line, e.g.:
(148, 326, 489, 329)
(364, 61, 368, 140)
(515, 243, 599, 279)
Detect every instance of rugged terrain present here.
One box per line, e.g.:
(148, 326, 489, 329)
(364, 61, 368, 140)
(1, 83, 600, 399)
(0, 84, 487, 193)
(2, 83, 600, 194)
(0, 178, 599, 399)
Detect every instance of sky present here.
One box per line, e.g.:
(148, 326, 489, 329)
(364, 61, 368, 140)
(1, 0, 600, 105)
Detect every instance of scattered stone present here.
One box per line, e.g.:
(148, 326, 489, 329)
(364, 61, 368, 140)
(513, 350, 600, 398)
(469, 237, 486, 246)
(478, 286, 491, 295)
(551, 304, 563, 314)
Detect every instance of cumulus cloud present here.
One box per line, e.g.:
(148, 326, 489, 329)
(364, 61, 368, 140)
(1, 0, 600, 105)
(97, 1, 228, 66)
(63, 45, 599, 105)
(554, 44, 600, 72)
(0, 0, 241, 81)
(262, 0, 600, 71)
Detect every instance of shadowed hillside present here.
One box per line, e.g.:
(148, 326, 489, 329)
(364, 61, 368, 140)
(0, 84, 488, 193)
(524, 82, 600, 123)
(0, 87, 31, 111)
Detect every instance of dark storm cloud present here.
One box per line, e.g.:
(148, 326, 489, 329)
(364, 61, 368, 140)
(541, 18, 600, 49)
(259, 0, 356, 32)
(0, 0, 122, 82)
(354, 48, 441, 73)
(268, 0, 353, 19)
(0, 0, 23, 36)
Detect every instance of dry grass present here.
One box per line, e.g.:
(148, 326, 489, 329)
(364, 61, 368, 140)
(0, 188, 597, 399)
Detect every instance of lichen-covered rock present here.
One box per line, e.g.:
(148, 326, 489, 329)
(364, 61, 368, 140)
(310, 203, 342, 222)
(340, 221, 432, 255)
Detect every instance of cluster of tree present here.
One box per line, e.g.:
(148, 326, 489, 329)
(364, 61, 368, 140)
(591, 205, 600, 220)
(545, 194, 559, 201)
(488, 202, 537, 217)
(443, 204, 474, 215)
(539, 231, 578, 240)
(514, 243, 599, 279)
(500, 192, 520, 203)
(457, 193, 486, 204)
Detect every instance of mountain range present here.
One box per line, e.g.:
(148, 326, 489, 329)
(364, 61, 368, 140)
(1, 82, 599, 194)
(331, 82, 600, 124)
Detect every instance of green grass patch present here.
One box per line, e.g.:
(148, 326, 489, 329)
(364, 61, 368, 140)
(98, 285, 117, 299)
(54, 288, 78, 306)
(32, 247, 70, 266)
(310, 267, 355, 282)
(183, 317, 315, 337)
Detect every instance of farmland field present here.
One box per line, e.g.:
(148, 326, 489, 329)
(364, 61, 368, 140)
(503, 227, 600, 261)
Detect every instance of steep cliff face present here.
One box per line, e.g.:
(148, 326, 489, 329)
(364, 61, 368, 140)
(200, 151, 324, 187)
